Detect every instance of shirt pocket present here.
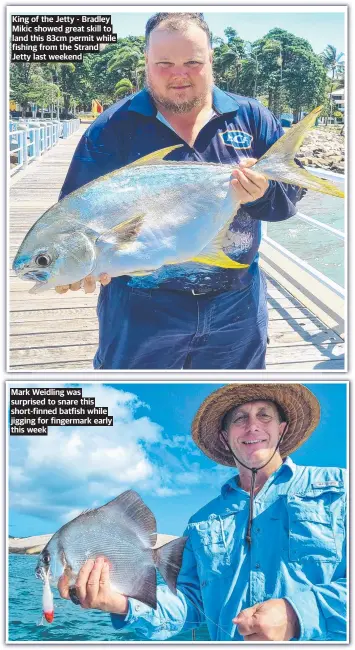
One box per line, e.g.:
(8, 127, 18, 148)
(190, 517, 230, 579)
(287, 494, 339, 563)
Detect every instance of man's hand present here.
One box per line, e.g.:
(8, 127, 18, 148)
(230, 157, 269, 205)
(233, 598, 300, 641)
(58, 557, 128, 615)
(55, 273, 112, 294)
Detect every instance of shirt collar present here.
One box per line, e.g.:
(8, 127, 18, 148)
(128, 86, 240, 118)
(221, 456, 296, 497)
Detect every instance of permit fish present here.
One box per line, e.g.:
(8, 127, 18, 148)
(35, 490, 187, 621)
(14, 106, 344, 293)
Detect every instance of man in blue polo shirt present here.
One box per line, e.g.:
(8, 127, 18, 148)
(58, 12, 304, 369)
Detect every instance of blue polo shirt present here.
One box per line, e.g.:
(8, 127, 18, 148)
(60, 87, 303, 292)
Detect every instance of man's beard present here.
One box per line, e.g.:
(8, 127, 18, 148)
(146, 72, 212, 114)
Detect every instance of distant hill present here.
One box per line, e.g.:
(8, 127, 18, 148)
(9, 533, 177, 555)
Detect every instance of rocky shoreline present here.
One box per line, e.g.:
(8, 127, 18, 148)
(296, 127, 345, 174)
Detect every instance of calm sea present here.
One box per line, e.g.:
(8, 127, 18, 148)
(267, 179, 345, 288)
(8, 555, 210, 642)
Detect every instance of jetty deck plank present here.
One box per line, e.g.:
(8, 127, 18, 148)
(9, 125, 345, 371)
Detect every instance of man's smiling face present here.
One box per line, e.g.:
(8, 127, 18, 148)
(145, 23, 213, 114)
(223, 400, 287, 467)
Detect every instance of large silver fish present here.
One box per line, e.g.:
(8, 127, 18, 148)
(14, 107, 344, 293)
(35, 490, 187, 616)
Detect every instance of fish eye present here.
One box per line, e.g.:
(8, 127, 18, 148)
(42, 551, 50, 565)
(35, 254, 52, 267)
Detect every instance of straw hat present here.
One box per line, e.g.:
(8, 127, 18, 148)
(192, 384, 320, 466)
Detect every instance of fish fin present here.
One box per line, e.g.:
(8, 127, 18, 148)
(154, 536, 188, 594)
(267, 164, 344, 198)
(259, 106, 323, 159)
(97, 214, 145, 248)
(129, 565, 157, 609)
(103, 490, 157, 547)
(254, 106, 344, 198)
(125, 144, 184, 168)
(191, 250, 249, 269)
(189, 228, 250, 269)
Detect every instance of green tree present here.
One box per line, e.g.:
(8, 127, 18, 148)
(283, 48, 327, 121)
(115, 78, 134, 99)
(108, 38, 145, 91)
(213, 28, 245, 92)
(10, 62, 34, 116)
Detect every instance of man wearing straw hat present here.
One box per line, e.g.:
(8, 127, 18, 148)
(58, 384, 346, 641)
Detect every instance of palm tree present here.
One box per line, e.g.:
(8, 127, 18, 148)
(213, 43, 245, 92)
(108, 45, 145, 91)
(321, 45, 344, 123)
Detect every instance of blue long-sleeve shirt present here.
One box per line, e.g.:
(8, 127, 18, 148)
(111, 458, 346, 641)
(60, 87, 304, 293)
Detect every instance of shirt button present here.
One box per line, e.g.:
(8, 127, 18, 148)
(135, 605, 141, 612)
(256, 528, 261, 533)
(255, 562, 260, 569)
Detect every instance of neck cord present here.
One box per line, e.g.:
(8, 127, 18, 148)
(220, 424, 289, 546)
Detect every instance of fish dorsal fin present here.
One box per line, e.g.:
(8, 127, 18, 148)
(258, 106, 322, 162)
(102, 490, 157, 547)
(189, 226, 250, 269)
(126, 144, 184, 169)
(96, 213, 145, 248)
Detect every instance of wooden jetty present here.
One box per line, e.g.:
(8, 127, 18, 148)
(9, 125, 345, 371)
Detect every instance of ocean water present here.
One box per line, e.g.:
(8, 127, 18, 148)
(8, 555, 210, 642)
(267, 179, 345, 287)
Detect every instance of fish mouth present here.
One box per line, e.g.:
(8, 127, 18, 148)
(35, 565, 47, 581)
(22, 270, 49, 282)
(18, 270, 50, 293)
(29, 281, 50, 294)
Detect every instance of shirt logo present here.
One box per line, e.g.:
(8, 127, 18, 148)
(220, 129, 253, 150)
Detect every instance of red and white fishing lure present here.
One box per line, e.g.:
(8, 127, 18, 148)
(42, 571, 54, 623)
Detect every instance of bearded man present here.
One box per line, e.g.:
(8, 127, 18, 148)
(58, 13, 304, 369)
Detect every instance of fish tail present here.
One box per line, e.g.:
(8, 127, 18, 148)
(154, 536, 188, 594)
(253, 106, 344, 198)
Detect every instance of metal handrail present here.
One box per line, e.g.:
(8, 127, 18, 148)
(262, 234, 345, 298)
(262, 166, 344, 294)
(295, 211, 344, 239)
(9, 130, 24, 176)
(9, 118, 80, 175)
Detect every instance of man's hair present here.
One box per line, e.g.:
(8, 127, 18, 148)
(221, 400, 288, 431)
(145, 12, 212, 49)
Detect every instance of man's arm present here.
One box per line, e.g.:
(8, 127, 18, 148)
(284, 576, 347, 641)
(233, 577, 347, 642)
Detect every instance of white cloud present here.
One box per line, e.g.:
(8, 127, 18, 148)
(9, 384, 227, 528)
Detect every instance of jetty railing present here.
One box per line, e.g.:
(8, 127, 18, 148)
(9, 117, 81, 177)
(260, 167, 345, 337)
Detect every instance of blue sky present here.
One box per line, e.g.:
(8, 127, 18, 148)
(8, 383, 347, 539)
(110, 10, 345, 57)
